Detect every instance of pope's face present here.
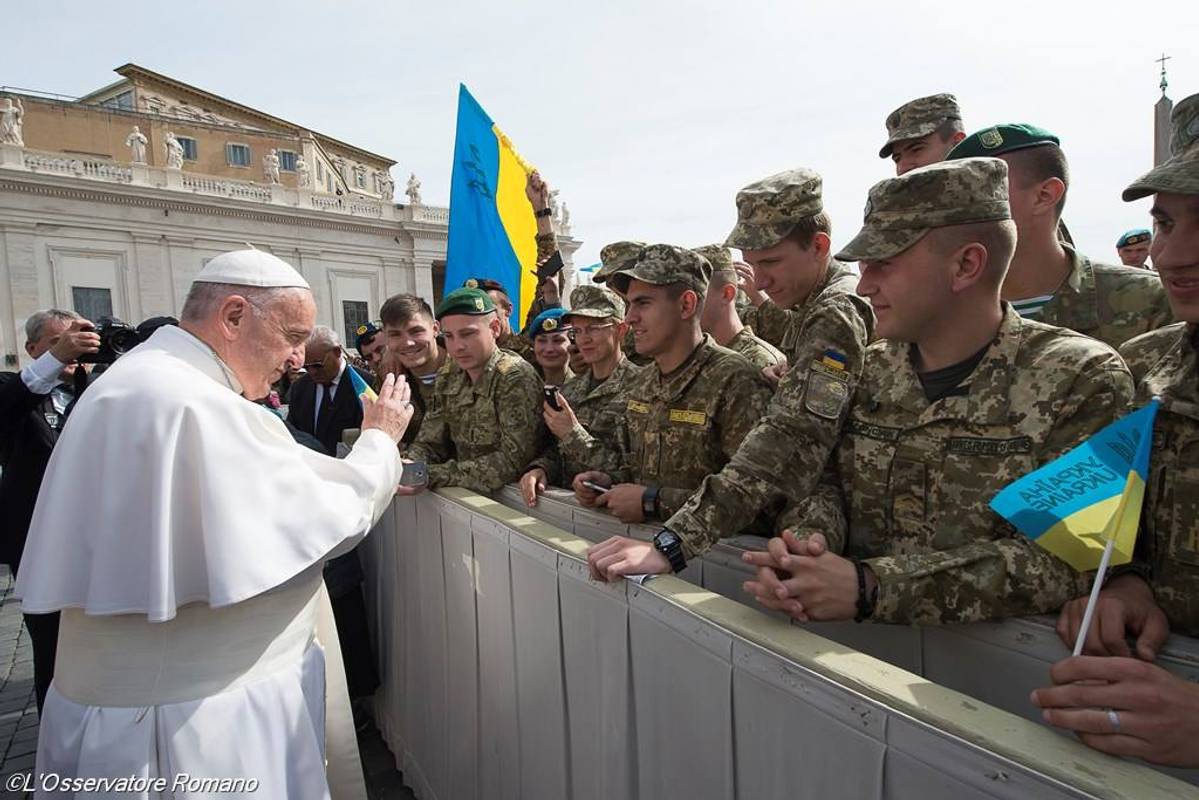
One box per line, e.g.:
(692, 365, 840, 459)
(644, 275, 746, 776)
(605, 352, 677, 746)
(241, 291, 315, 399)
(441, 313, 500, 376)
(1149, 192, 1199, 323)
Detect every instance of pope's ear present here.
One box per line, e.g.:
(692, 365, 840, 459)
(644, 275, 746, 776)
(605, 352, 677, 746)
(217, 295, 251, 340)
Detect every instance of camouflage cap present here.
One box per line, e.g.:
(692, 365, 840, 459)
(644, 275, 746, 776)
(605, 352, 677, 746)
(565, 284, 626, 320)
(725, 169, 823, 250)
(593, 240, 647, 284)
(692, 244, 733, 273)
(947, 123, 1059, 160)
(879, 94, 962, 158)
(609, 244, 713, 296)
(435, 286, 496, 320)
(1124, 93, 1199, 201)
(836, 157, 1011, 262)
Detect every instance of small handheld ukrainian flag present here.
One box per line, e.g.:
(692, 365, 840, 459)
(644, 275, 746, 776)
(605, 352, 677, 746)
(990, 399, 1159, 572)
(346, 365, 377, 404)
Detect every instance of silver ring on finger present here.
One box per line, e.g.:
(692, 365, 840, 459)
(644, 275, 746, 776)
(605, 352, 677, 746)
(1106, 708, 1121, 733)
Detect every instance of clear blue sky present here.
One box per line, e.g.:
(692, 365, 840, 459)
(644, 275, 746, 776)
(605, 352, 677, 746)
(4, 0, 1198, 267)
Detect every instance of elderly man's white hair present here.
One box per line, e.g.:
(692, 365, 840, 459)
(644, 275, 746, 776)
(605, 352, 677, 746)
(179, 283, 305, 324)
(25, 309, 83, 343)
(306, 325, 341, 349)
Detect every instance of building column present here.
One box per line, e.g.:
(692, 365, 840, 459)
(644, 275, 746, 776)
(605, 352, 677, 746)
(2, 223, 39, 368)
(132, 233, 172, 318)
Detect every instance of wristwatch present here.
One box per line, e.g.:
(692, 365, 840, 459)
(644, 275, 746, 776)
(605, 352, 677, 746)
(641, 486, 660, 519)
(854, 560, 879, 622)
(653, 529, 687, 574)
(534, 207, 553, 218)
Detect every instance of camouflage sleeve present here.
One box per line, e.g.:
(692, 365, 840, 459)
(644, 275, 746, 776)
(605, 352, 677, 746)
(536, 231, 559, 266)
(402, 393, 452, 466)
(866, 357, 1135, 625)
(665, 298, 871, 558)
(427, 368, 546, 494)
(558, 421, 626, 478)
(745, 300, 797, 350)
(656, 365, 773, 527)
(772, 463, 849, 556)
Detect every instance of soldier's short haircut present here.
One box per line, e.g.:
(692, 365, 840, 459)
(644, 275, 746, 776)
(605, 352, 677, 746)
(380, 294, 434, 328)
(24, 308, 82, 344)
(783, 211, 833, 250)
(927, 219, 1018, 286)
(1005, 144, 1070, 220)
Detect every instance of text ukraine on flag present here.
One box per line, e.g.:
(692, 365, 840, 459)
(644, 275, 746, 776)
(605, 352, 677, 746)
(445, 84, 538, 331)
(989, 400, 1160, 572)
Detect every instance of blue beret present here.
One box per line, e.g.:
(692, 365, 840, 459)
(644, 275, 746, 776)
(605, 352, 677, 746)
(354, 320, 381, 352)
(527, 307, 568, 339)
(1116, 228, 1152, 248)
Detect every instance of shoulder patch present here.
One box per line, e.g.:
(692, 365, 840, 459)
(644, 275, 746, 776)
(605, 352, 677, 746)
(803, 360, 852, 420)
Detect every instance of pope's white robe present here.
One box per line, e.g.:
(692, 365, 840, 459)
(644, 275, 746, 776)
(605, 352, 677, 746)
(15, 324, 401, 800)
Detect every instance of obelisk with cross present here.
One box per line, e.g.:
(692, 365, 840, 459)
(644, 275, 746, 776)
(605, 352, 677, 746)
(1154, 53, 1173, 166)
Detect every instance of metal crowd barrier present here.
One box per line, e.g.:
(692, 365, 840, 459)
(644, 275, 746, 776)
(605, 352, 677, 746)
(359, 489, 1198, 800)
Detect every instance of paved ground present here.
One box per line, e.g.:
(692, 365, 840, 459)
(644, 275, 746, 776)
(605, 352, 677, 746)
(0, 567, 413, 799)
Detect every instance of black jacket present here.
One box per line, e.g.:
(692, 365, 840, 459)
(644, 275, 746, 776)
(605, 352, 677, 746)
(0, 371, 69, 573)
(287, 368, 364, 456)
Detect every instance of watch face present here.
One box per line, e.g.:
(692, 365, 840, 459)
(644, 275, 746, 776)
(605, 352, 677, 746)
(656, 530, 679, 548)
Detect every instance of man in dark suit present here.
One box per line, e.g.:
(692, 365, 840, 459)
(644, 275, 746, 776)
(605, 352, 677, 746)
(288, 326, 364, 455)
(0, 309, 99, 712)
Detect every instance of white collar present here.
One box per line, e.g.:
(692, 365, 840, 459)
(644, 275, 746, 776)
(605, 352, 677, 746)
(152, 325, 244, 395)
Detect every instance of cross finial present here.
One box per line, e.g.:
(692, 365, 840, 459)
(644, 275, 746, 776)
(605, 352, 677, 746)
(1157, 52, 1172, 95)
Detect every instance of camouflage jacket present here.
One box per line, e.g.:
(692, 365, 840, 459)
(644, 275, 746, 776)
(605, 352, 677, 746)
(744, 259, 865, 357)
(399, 357, 455, 445)
(1037, 244, 1172, 349)
(598, 336, 772, 523)
(665, 262, 874, 558)
(725, 326, 786, 370)
(1120, 323, 1199, 635)
(788, 308, 1133, 625)
(525, 356, 643, 485)
(498, 331, 537, 366)
(404, 347, 545, 494)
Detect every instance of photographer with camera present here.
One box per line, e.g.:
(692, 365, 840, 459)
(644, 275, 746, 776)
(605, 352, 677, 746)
(0, 309, 98, 713)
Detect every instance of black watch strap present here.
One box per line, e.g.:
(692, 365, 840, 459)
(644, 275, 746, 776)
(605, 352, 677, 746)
(854, 561, 878, 623)
(653, 529, 687, 574)
(534, 207, 553, 218)
(641, 486, 660, 519)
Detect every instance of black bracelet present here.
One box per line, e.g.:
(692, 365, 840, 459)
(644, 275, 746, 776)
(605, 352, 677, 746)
(854, 561, 877, 623)
(534, 207, 553, 218)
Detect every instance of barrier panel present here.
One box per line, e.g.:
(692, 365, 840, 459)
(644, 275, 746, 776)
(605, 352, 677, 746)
(360, 489, 1197, 800)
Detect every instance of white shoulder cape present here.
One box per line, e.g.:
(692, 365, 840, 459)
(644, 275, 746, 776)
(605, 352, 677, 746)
(15, 324, 401, 622)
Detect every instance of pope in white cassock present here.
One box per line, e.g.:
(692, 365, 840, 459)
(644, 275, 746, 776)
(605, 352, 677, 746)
(15, 249, 413, 799)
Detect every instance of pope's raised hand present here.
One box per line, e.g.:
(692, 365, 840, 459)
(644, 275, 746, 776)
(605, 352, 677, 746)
(362, 373, 414, 444)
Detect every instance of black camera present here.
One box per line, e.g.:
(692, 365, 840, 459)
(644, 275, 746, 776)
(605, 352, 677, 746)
(78, 317, 143, 364)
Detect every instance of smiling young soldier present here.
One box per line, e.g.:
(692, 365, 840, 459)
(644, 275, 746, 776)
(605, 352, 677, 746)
(401, 286, 544, 494)
(378, 293, 451, 443)
(577, 245, 773, 579)
(519, 283, 642, 506)
(586, 171, 874, 580)
(741, 158, 1133, 626)
(1033, 93, 1199, 768)
(948, 124, 1172, 349)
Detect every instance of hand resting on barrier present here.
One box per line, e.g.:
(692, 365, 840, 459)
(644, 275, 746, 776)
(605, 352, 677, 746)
(1032, 655, 1199, 767)
(741, 531, 875, 623)
(520, 467, 547, 507)
(1055, 574, 1168, 660)
(586, 536, 670, 583)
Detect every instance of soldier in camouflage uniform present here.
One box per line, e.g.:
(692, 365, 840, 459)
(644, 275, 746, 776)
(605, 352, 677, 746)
(1034, 95, 1199, 767)
(878, 93, 966, 175)
(401, 287, 545, 494)
(696, 244, 784, 369)
(592, 240, 651, 366)
(742, 158, 1132, 626)
(642, 170, 874, 568)
(379, 293, 453, 444)
(519, 284, 642, 504)
(464, 277, 537, 364)
(580, 245, 774, 581)
(948, 124, 1172, 349)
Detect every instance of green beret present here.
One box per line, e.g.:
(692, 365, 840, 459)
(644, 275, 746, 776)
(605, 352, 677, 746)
(436, 287, 496, 320)
(947, 123, 1060, 160)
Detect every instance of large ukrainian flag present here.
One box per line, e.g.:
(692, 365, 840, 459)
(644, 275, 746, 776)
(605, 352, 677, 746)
(445, 84, 538, 331)
(989, 400, 1159, 571)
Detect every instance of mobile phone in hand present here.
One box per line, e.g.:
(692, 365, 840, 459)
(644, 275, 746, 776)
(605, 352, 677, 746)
(581, 480, 610, 494)
(544, 385, 562, 411)
(400, 461, 429, 487)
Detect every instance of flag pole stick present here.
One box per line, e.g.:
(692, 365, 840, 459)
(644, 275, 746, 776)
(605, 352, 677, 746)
(1072, 536, 1117, 657)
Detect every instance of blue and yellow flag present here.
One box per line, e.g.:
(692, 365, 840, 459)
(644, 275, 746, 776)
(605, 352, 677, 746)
(445, 84, 537, 331)
(989, 400, 1159, 572)
(347, 365, 377, 403)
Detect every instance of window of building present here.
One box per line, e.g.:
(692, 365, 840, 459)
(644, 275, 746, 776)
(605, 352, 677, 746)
(225, 143, 251, 167)
(278, 150, 297, 172)
(99, 91, 134, 111)
(72, 287, 114, 322)
(177, 136, 198, 161)
(342, 300, 369, 347)
(326, 173, 334, 193)
(317, 161, 325, 182)
(354, 168, 367, 189)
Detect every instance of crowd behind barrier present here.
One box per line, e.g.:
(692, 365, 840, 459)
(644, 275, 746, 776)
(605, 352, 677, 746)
(359, 490, 1197, 800)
